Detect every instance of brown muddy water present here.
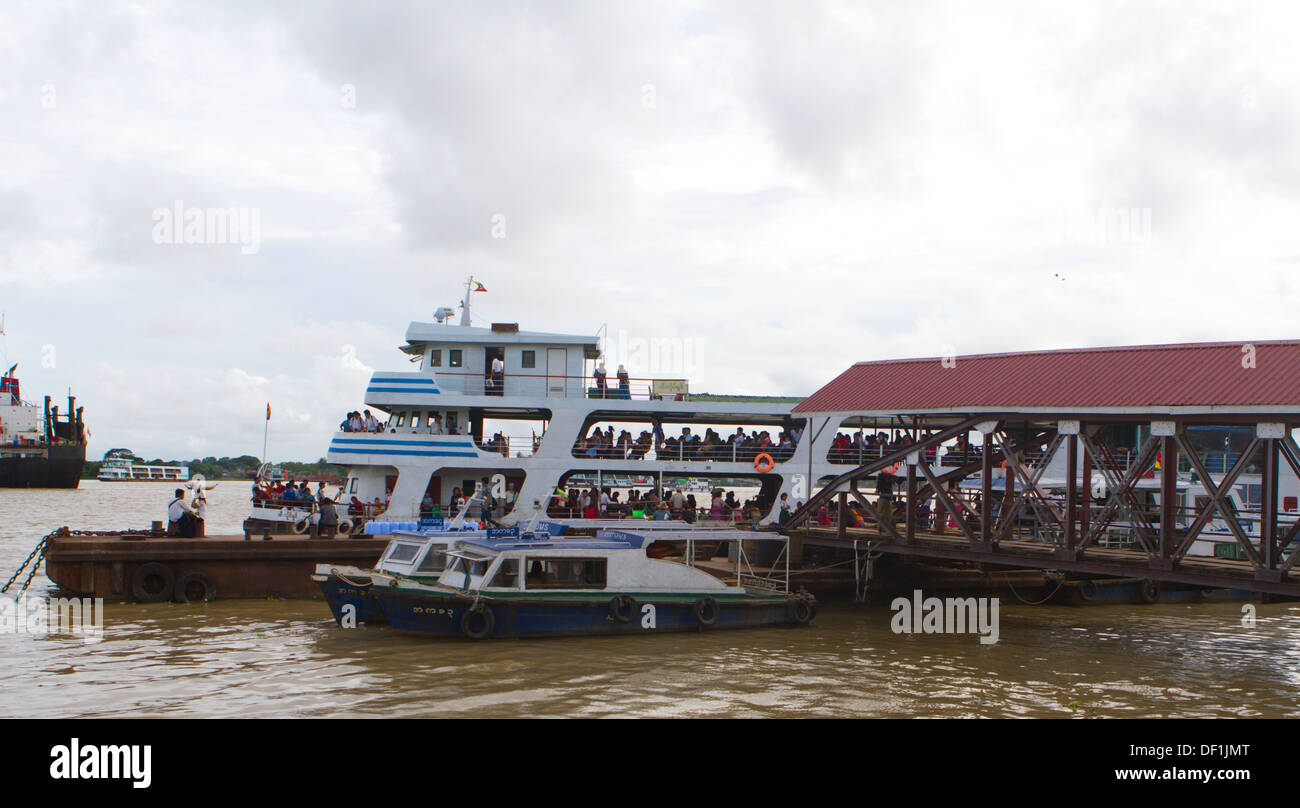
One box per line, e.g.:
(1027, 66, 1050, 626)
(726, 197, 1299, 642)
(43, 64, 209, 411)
(1, 481, 1297, 718)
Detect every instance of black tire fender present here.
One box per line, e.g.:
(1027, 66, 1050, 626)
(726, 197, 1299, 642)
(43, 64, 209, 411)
(1076, 580, 1098, 603)
(693, 597, 719, 627)
(609, 594, 636, 624)
(174, 570, 216, 603)
(790, 598, 814, 625)
(461, 602, 495, 639)
(131, 562, 175, 603)
(1138, 579, 1161, 604)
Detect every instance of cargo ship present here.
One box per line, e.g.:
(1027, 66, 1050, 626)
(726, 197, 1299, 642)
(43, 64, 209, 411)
(0, 366, 86, 488)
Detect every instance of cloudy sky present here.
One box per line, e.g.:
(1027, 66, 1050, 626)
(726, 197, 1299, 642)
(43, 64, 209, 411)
(3, 0, 1299, 462)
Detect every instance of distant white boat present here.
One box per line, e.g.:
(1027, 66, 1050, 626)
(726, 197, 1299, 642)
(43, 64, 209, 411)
(97, 450, 189, 482)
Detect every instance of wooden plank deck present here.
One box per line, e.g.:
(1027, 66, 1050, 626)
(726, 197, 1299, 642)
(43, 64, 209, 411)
(797, 526, 1300, 596)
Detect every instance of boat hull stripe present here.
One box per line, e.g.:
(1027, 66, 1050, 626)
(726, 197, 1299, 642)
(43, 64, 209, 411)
(328, 447, 480, 458)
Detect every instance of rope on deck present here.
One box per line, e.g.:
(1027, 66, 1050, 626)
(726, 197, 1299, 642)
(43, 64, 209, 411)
(1, 527, 65, 598)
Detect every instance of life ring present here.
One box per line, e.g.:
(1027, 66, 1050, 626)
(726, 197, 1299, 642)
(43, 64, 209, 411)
(174, 570, 216, 603)
(1076, 579, 1098, 603)
(337, 518, 354, 536)
(789, 598, 814, 625)
(292, 517, 310, 535)
(1138, 579, 1161, 604)
(693, 597, 719, 627)
(608, 594, 636, 624)
(753, 453, 775, 473)
(131, 562, 175, 602)
(461, 602, 495, 639)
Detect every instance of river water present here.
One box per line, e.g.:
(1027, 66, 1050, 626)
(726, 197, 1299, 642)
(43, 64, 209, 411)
(0, 481, 1297, 718)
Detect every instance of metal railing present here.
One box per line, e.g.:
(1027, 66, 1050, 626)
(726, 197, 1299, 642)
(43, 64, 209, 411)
(419, 370, 690, 401)
(572, 438, 795, 464)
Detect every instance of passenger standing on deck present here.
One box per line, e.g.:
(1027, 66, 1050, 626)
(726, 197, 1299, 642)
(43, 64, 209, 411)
(593, 362, 607, 398)
(616, 365, 630, 399)
(490, 355, 504, 396)
(428, 413, 443, 434)
(778, 493, 792, 525)
(363, 410, 379, 432)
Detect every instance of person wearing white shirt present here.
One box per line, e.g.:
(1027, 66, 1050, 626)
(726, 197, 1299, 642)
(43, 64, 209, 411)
(167, 488, 197, 537)
(428, 414, 443, 435)
(363, 410, 379, 432)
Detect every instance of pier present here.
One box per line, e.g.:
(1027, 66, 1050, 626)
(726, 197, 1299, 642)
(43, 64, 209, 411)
(783, 341, 1300, 598)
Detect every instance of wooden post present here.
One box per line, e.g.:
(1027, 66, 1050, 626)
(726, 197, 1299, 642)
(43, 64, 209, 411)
(906, 460, 916, 542)
(1160, 435, 1177, 565)
(1065, 434, 1078, 553)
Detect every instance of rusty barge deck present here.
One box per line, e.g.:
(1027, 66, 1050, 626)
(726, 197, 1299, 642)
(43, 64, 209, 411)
(44, 529, 386, 602)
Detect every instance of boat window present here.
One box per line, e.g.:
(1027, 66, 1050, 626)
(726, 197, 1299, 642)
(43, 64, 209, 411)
(430, 349, 442, 368)
(396, 412, 406, 427)
(524, 558, 607, 589)
(384, 542, 422, 563)
(415, 546, 447, 574)
(411, 412, 423, 429)
(521, 350, 536, 369)
(348, 477, 357, 494)
(449, 349, 463, 368)
(488, 558, 519, 588)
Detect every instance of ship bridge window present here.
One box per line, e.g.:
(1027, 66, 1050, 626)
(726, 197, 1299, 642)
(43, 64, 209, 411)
(430, 350, 442, 367)
(525, 558, 607, 589)
(449, 349, 463, 368)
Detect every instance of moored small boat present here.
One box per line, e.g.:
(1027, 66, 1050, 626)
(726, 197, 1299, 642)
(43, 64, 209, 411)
(365, 528, 815, 639)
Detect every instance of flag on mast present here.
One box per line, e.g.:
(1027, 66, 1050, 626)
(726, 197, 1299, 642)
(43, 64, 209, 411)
(266, 403, 272, 420)
(472, 282, 487, 292)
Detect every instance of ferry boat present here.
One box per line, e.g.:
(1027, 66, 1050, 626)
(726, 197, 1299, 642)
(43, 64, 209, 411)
(97, 449, 189, 482)
(0, 366, 86, 489)
(363, 528, 814, 639)
(317, 279, 834, 534)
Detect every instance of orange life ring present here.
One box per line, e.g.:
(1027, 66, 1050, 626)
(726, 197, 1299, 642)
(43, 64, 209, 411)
(753, 452, 775, 473)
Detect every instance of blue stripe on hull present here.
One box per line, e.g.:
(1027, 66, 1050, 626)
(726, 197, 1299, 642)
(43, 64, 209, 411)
(374, 590, 803, 639)
(327, 447, 480, 458)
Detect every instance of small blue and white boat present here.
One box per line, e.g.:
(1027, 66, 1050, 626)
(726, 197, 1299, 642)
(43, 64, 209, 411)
(366, 528, 816, 639)
(312, 492, 564, 624)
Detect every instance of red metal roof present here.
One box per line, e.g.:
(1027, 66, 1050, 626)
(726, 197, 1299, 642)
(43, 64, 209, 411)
(794, 340, 1300, 413)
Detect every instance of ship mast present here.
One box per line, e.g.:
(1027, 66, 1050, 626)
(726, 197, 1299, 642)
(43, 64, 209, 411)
(459, 276, 474, 326)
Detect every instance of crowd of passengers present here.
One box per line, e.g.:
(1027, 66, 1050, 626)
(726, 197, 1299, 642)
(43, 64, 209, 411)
(574, 424, 802, 462)
(547, 485, 779, 523)
(253, 478, 393, 517)
(338, 408, 461, 435)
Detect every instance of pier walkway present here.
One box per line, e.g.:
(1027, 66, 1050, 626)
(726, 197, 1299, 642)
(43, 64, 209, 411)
(784, 341, 1300, 597)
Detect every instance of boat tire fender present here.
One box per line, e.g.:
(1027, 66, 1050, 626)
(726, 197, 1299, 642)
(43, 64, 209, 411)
(337, 519, 354, 536)
(790, 598, 814, 625)
(174, 570, 216, 603)
(1138, 579, 1161, 604)
(693, 597, 719, 628)
(461, 602, 494, 640)
(1076, 580, 1098, 603)
(609, 594, 636, 623)
(131, 562, 175, 603)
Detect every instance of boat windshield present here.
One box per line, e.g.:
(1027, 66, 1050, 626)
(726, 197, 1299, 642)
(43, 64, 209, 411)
(383, 541, 423, 564)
